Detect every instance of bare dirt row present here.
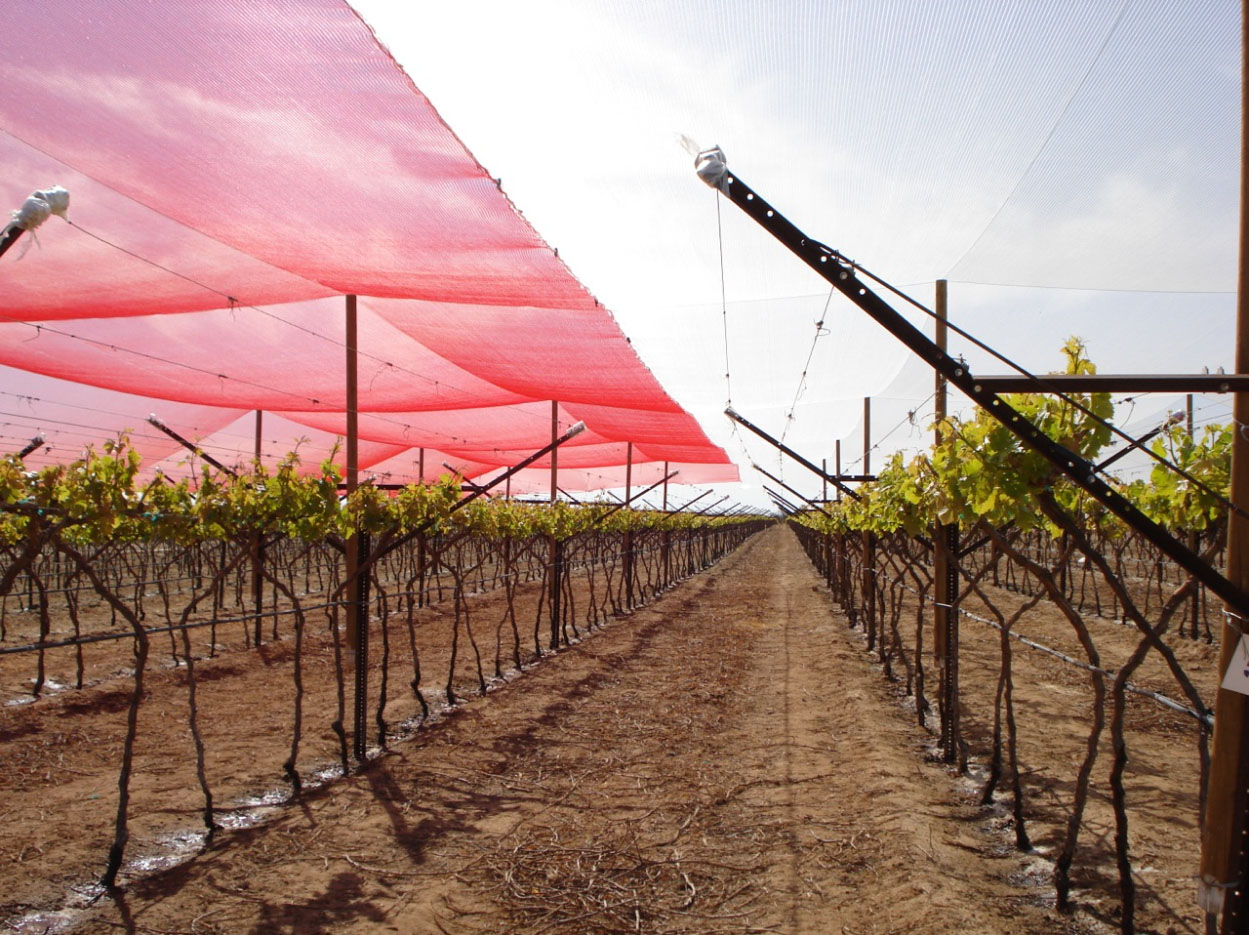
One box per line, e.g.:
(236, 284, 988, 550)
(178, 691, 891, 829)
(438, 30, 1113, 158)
(2, 524, 1214, 933)
(0, 526, 1094, 935)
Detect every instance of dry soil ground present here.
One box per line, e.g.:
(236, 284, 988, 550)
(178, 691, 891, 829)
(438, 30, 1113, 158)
(0, 525, 1214, 934)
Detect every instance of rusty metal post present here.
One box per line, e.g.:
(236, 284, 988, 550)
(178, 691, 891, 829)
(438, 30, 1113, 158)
(550, 401, 559, 503)
(1189, 395, 1203, 640)
(548, 401, 562, 650)
(822, 458, 833, 585)
(251, 409, 265, 646)
(1202, 6, 1249, 923)
(624, 442, 635, 607)
(835, 440, 847, 606)
(862, 398, 875, 645)
(931, 279, 961, 764)
(661, 461, 672, 588)
(835, 441, 842, 503)
(344, 295, 370, 763)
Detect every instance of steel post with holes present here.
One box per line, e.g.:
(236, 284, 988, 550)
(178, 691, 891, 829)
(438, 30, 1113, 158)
(1202, 7, 1249, 925)
(861, 398, 876, 649)
(1188, 396, 1203, 640)
(932, 281, 960, 762)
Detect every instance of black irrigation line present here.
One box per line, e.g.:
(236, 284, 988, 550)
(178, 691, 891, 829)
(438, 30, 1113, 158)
(867, 565, 1212, 726)
(0, 569, 524, 657)
(0, 545, 350, 599)
(0, 537, 546, 605)
(0, 562, 344, 600)
(0, 599, 351, 656)
(958, 603, 1213, 727)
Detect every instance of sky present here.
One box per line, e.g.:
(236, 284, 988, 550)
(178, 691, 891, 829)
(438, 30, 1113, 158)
(348, 0, 1242, 511)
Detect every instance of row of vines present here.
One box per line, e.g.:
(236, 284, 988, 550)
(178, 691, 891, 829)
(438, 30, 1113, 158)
(788, 341, 1230, 935)
(0, 438, 765, 911)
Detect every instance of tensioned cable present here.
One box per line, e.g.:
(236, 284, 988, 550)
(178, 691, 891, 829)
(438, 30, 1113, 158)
(872, 565, 1211, 725)
(4, 132, 607, 461)
(839, 393, 936, 473)
(0, 399, 293, 469)
(779, 288, 834, 447)
(712, 189, 763, 483)
(0, 388, 231, 433)
(954, 279, 1235, 297)
(0, 409, 267, 464)
(873, 394, 935, 460)
(2, 230, 549, 457)
(0, 313, 502, 459)
(715, 193, 732, 408)
(61, 220, 556, 433)
(0, 313, 328, 408)
(0, 410, 173, 444)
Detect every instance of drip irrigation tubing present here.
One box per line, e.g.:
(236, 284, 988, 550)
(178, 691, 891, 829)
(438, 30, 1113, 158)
(863, 565, 1212, 726)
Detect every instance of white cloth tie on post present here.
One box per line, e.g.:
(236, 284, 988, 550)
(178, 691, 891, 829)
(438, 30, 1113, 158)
(11, 185, 70, 231)
(694, 146, 730, 192)
(36, 186, 70, 218)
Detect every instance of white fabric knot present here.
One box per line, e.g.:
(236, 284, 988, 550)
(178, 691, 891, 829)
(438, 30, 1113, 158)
(11, 186, 69, 231)
(13, 194, 51, 230)
(35, 186, 70, 218)
(694, 146, 729, 191)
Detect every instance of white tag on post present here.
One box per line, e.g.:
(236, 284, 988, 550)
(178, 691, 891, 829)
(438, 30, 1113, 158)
(1220, 635, 1249, 695)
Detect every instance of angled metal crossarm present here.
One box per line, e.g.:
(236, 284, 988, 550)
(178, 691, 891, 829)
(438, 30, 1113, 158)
(148, 414, 237, 477)
(752, 462, 833, 518)
(670, 489, 713, 513)
(696, 149, 1249, 619)
(0, 221, 26, 259)
(443, 462, 488, 495)
(1094, 410, 1184, 473)
(1, 187, 69, 261)
(725, 405, 862, 501)
(763, 486, 799, 516)
(958, 521, 1017, 559)
(974, 374, 1249, 394)
(376, 420, 587, 561)
(591, 470, 679, 528)
(16, 435, 44, 460)
(691, 494, 731, 517)
(335, 482, 480, 492)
